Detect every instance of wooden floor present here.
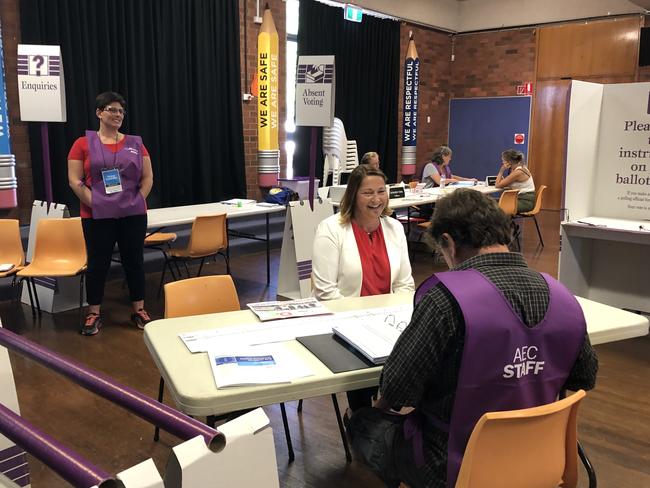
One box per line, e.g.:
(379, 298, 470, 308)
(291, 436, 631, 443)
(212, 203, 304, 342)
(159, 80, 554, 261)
(1, 210, 648, 487)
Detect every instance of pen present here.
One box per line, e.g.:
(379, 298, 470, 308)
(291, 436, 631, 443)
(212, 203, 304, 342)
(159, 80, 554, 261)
(640, 225, 649, 231)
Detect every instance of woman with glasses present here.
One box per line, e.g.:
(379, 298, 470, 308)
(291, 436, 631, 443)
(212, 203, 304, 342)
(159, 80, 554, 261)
(312, 164, 414, 410)
(67, 91, 154, 336)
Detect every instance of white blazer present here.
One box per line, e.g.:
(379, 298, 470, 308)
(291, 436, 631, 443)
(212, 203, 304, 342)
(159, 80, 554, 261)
(312, 213, 415, 301)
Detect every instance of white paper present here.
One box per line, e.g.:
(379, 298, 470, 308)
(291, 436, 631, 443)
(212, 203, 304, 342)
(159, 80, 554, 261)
(208, 344, 313, 388)
(247, 297, 332, 321)
(332, 306, 412, 364)
(179, 304, 413, 354)
(221, 198, 257, 206)
(0, 264, 15, 272)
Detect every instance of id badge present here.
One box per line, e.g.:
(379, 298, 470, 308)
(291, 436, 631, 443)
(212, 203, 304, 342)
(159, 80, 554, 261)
(102, 168, 123, 194)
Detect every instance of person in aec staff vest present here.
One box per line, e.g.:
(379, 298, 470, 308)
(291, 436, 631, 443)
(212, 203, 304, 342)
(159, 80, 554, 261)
(348, 188, 598, 488)
(67, 91, 154, 336)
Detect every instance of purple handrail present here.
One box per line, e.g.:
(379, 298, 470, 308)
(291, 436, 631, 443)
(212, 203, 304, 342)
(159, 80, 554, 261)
(0, 403, 119, 488)
(0, 328, 224, 452)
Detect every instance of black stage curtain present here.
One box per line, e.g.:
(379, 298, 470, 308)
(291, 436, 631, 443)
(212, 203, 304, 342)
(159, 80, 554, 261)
(20, 0, 245, 213)
(294, 0, 400, 182)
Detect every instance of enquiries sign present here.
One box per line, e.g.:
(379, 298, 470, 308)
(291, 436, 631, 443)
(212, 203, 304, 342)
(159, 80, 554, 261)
(17, 44, 66, 122)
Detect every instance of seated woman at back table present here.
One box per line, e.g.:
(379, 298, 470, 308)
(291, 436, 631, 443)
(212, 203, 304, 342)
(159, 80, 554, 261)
(421, 146, 476, 188)
(312, 164, 414, 410)
(495, 149, 536, 213)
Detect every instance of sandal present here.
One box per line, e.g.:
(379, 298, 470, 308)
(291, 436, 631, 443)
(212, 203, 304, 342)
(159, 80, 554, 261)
(80, 313, 101, 336)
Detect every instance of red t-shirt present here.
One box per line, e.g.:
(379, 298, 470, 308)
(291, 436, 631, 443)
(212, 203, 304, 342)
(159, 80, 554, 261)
(67, 135, 149, 218)
(351, 220, 391, 296)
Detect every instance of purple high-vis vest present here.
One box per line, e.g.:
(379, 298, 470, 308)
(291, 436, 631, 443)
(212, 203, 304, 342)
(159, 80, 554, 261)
(420, 162, 452, 185)
(87, 130, 146, 219)
(414, 269, 586, 487)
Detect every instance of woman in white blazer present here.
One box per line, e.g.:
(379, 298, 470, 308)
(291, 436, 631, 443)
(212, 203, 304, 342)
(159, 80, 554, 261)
(312, 166, 414, 301)
(312, 164, 414, 411)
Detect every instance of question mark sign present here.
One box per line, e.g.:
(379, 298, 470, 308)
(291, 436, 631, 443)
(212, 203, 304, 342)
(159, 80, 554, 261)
(33, 55, 45, 76)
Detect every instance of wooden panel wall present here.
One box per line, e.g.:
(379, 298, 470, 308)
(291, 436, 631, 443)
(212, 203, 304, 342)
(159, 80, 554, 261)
(529, 16, 642, 209)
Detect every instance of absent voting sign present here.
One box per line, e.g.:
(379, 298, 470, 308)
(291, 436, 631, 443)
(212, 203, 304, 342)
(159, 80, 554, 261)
(295, 55, 335, 127)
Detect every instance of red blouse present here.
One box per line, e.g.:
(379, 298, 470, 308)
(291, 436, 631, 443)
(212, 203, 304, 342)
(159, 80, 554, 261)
(351, 220, 391, 296)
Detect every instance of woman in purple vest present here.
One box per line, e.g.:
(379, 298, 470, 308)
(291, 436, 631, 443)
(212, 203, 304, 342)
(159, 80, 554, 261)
(421, 146, 476, 188)
(67, 92, 154, 336)
(348, 189, 598, 488)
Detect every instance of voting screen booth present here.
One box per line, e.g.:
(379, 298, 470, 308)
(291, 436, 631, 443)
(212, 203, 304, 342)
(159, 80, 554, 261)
(560, 80, 650, 313)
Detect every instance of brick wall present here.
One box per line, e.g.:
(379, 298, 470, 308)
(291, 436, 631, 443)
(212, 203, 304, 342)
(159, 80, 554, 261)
(239, 0, 286, 200)
(450, 28, 537, 99)
(398, 23, 451, 180)
(1, 0, 33, 222)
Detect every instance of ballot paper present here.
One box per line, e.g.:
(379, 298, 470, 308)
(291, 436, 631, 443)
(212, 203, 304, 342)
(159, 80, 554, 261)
(247, 297, 332, 321)
(208, 344, 313, 389)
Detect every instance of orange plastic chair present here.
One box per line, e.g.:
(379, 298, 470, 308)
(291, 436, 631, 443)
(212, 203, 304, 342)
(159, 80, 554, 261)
(158, 214, 229, 297)
(144, 231, 177, 247)
(17, 218, 87, 320)
(154, 274, 239, 441)
(163, 274, 239, 319)
(517, 185, 547, 248)
(497, 189, 519, 216)
(455, 390, 587, 488)
(498, 190, 521, 251)
(156, 274, 297, 460)
(0, 220, 25, 288)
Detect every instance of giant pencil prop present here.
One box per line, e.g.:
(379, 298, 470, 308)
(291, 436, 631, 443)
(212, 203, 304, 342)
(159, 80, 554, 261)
(257, 5, 280, 187)
(401, 34, 420, 176)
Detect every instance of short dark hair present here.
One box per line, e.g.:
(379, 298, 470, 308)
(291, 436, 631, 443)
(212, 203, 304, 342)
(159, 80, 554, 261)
(95, 91, 126, 111)
(429, 189, 511, 250)
(339, 164, 391, 224)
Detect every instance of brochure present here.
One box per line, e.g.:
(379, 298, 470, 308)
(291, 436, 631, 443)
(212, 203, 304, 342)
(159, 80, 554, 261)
(0, 264, 15, 273)
(247, 297, 332, 322)
(208, 344, 314, 389)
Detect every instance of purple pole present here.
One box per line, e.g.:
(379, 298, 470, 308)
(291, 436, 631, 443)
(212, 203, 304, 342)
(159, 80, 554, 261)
(0, 403, 119, 488)
(0, 328, 224, 452)
(308, 127, 317, 211)
(40, 122, 53, 205)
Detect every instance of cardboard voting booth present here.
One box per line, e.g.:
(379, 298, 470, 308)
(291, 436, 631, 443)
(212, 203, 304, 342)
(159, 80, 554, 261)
(278, 199, 334, 299)
(20, 201, 85, 313)
(17, 45, 66, 123)
(560, 80, 650, 312)
(165, 409, 278, 488)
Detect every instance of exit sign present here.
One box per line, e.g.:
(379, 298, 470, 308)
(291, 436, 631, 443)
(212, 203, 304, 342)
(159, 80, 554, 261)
(344, 4, 363, 22)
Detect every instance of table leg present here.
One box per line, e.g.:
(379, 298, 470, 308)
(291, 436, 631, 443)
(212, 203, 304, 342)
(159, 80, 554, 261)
(331, 393, 352, 463)
(280, 402, 295, 463)
(266, 213, 270, 285)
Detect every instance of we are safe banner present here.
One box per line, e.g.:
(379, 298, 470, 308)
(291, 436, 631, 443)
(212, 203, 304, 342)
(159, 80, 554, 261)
(257, 6, 279, 188)
(401, 34, 419, 176)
